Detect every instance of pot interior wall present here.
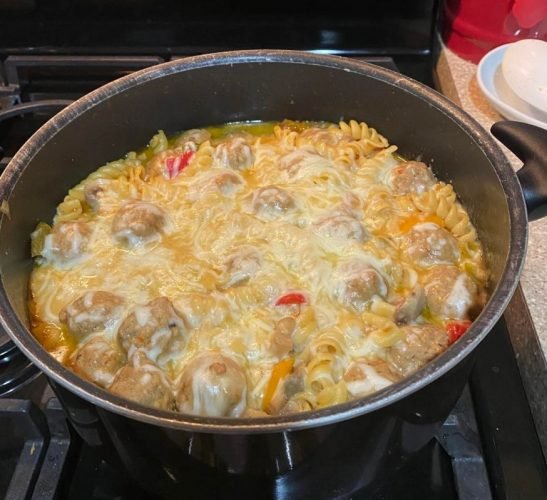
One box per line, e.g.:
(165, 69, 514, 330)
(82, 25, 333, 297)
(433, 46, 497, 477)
(0, 59, 510, 328)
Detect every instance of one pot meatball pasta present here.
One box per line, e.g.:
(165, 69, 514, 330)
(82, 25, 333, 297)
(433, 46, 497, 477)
(29, 120, 488, 417)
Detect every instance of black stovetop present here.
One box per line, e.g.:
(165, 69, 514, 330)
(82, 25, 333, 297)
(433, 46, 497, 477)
(1, 51, 546, 499)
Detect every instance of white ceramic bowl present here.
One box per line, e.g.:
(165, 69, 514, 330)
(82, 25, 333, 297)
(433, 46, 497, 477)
(477, 43, 547, 130)
(502, 39, 547, 116)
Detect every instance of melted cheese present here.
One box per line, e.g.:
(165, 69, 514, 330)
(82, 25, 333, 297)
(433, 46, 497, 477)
(29, 120, 488, 417)
(444, 273, 474, 319)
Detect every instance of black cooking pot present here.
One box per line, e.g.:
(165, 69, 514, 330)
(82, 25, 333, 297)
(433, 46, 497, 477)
(1, 51, 546, 498)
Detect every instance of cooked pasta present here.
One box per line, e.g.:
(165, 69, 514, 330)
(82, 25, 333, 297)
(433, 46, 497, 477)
(28, 119, 488, 417)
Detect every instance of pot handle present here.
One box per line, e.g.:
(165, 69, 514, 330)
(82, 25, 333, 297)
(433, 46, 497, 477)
(491, 121, 547, 222)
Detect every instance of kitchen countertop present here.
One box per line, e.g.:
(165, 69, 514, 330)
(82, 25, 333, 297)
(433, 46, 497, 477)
(435, 45, 547, 353)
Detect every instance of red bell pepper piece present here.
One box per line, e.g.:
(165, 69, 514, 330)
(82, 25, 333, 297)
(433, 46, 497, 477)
(446, 320, 472, 344)
(275, 292, 307, 306)
(165, 150, 194, 179)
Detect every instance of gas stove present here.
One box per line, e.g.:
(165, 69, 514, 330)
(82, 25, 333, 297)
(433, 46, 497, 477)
(1, 2, 547, 498)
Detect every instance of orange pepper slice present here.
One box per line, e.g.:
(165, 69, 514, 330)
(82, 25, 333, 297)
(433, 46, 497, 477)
(399, 214, 444, 233)
(262, 357, 294, 412)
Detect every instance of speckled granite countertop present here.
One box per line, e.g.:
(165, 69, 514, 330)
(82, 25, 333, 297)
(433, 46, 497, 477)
(436, 46, 547, 352)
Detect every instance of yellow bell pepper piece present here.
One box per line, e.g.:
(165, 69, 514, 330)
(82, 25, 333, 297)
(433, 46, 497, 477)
(262, 357, 294, 412)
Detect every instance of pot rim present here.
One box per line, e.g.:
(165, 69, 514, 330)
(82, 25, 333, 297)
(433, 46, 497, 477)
(0, 49, 527, 433)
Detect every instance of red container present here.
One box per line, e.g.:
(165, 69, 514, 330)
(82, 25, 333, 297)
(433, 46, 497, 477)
(442, 0, 547, 63)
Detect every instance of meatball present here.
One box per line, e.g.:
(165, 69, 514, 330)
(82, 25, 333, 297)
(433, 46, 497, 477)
(117, 297, 186, 362)
(343, 361, 393, 396)
(278, 150, 328, 177)
(278, 400, 313, 415)
(279, 150, 309, 176)
(213, 137, 253, 170)
(59, 291, 125, 341)
(109, 351, 175, 411)
(387, 161, 436, 195)
(423, 265, 478, 320)
(210, 171, 244, 196)
(70, 336, 126, 387)
(313, 214, 368, 242)
(394, 285, 426, 325)
(84, 179, 111, 211)
(401, 223, 459, 267)
(42, 221, 91, 263)
(221, 246, 262, 288)
(112, 201, 167, 246)
(176, 352, 247, 417)
(387, 324, 449, 377)
(270, 317, 296, 357)
(250, 185, 295, 219)
(175, 128, 211, 146)
(334, 261, 387, 311)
